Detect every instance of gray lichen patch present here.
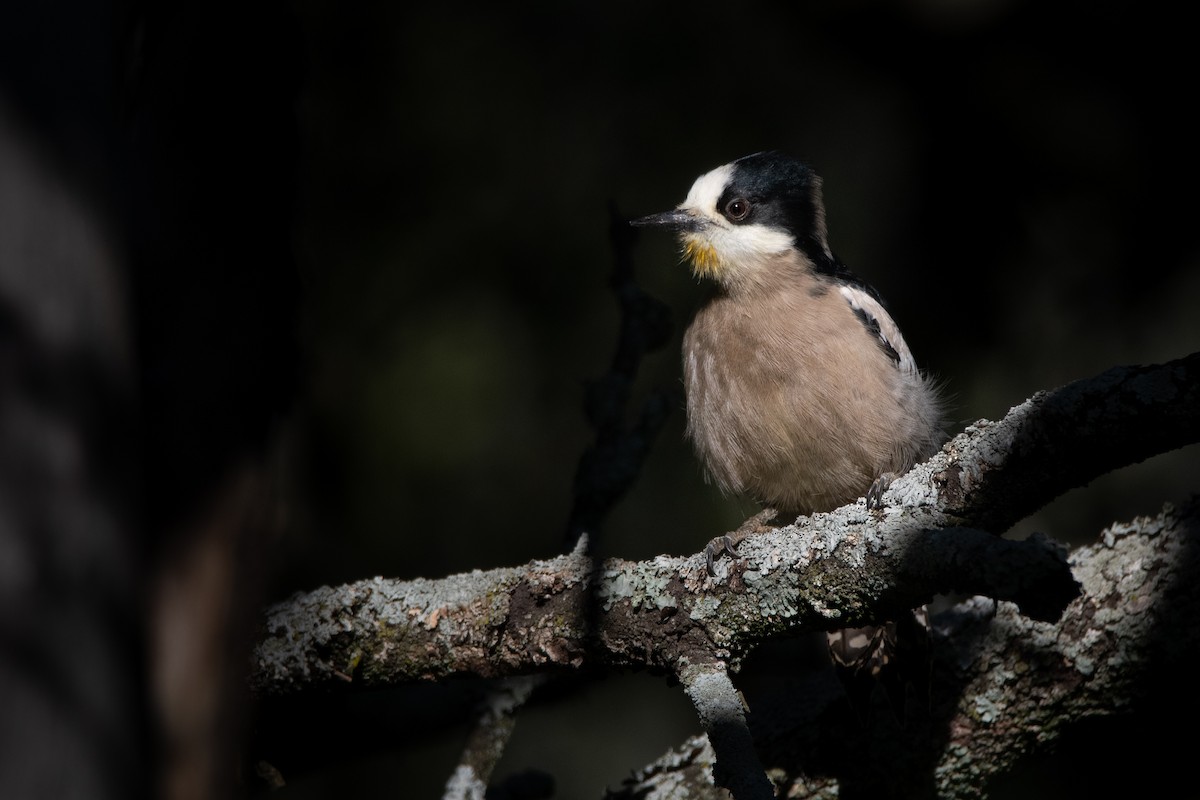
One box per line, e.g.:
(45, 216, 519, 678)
(597, 558, 680, 613)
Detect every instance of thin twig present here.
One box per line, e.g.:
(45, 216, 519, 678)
(442, 676, 543, 800)
(566, 201, 677, 548)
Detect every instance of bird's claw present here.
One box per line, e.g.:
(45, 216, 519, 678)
(705, 534, 740, 576)
(705, 509, 778, 576)
(865, 472, 895, 510)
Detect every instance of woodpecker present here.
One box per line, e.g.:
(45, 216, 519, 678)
(631, 151, 945, 676)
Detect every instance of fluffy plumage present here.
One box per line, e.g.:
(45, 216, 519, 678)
(635, 151, 944, 518)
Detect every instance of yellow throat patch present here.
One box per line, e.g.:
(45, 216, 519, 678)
(682, 236, 723, 281)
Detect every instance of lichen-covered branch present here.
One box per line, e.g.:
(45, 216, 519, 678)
(923, 351, 1200, 531)
(249, 515, 1071, 695)
(251, 355, 1200, 694)
(609, 498, 1200, 799)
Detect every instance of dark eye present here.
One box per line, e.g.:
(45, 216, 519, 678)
(725, 197, 751, 221)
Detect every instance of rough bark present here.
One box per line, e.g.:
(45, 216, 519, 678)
(248, 518, 1073, 695)
(610, 498, 1200, 798)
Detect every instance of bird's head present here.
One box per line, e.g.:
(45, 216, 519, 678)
(631, 151, 834, 286)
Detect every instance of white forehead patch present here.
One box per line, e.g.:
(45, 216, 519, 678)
(680, 163, 734, 215)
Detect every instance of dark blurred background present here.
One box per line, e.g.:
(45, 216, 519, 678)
(2, 0, 1197, 797)
(286, 0, 1200, 578)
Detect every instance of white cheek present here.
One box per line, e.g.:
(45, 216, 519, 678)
(708, 223, 794, 266)
(677, 163, 793, 277)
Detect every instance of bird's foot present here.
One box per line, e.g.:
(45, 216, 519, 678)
(705, 534, 741, 575)
(705, 507, 780, 575)
(865, 472, 896, 510)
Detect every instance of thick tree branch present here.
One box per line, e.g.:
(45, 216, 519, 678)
(251, 354, 1199, 693)
(924, 351, 1200, 531)
(249, 519, 1070, 695)
(609, 497, 1200, 799)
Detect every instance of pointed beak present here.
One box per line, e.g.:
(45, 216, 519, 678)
(629, 209, 709, 232)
